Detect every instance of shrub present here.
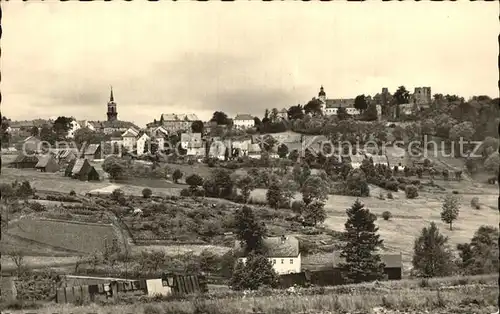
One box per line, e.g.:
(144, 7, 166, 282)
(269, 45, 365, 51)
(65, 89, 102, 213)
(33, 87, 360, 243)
(382, 211, 392, 220)
(291, 200, 304, 214)
(180, 188, 192, 197)
(142, 188, 152, 198)
(405, 185, 419, 199)
(69, 190, 76, 196)
(452, 190, 459, 194)
(384, 180, 399, 192)
(386, 192, 394, 199)
(378, 192, 385, 200)
(186, 174, 204, 187)
(172, 169, 183, 183)
(470, 197, 480, 209)
(29, 202, 46, 212)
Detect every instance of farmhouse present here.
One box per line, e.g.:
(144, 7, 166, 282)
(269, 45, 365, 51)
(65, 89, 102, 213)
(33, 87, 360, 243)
(234, 235, 301, 275)
(121, 127, 140, 152)
(136, 133, 150, 156)
(35, 154, 60, 173)
(247, 143, 262, 159)
(11, 153, 39, 169)
(67, 158, 100, 181)
(84, 144, 102, 161)
(181, 133, 203, 156)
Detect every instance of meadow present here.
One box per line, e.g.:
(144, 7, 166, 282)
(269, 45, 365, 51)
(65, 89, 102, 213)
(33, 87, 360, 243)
(3, 274, 497, 314)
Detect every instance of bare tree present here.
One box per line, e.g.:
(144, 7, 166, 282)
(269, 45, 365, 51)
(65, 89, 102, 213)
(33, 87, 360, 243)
(8, 249, 25, 277)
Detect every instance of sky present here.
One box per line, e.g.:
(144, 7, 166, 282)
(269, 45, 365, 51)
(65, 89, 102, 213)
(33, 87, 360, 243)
(3, 1, 498, 128)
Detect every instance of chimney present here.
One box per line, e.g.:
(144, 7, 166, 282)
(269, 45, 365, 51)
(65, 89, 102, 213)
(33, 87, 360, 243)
(280, 235, 287, 244)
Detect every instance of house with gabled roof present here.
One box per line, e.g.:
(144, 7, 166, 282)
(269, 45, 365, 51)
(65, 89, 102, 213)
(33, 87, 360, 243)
(35, 154, 60, 173)
(121, 127, 140, 153)
(234, 235, 301, 275)
(11, 153, 39, 169)
(136, 133, 150, 156)
(66, 158, 100, 181)
(84, 144, 102, 161)
(22, 136, 41, 152)
(233, 114, 254, 129)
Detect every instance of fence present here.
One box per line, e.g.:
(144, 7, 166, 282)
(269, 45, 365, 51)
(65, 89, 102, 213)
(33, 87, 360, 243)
(55, 273, 208, 304)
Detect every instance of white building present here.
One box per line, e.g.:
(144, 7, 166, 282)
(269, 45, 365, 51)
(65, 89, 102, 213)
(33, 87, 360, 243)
(150, 126, 169, 151)
(136, 133, 150, 156)
(317, 86, 382, 118)
(66, 120, 81, 139)
(234, 235, 301, 275)
(121, 127, 140, 152)
(77, 120, 96, 131)
(233, 114, 255, 129)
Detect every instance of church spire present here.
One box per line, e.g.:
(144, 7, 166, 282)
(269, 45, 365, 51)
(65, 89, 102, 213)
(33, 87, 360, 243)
(110, 86, 114, 102)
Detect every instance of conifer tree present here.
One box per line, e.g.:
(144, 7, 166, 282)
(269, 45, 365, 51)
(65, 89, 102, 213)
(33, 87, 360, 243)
(412, 222, 454, 277)
(338, 199, 385, 283)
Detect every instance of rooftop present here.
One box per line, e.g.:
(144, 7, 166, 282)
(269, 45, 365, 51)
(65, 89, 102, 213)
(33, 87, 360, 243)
(234, 114, 254, 120)
(234, 236, 299, 258)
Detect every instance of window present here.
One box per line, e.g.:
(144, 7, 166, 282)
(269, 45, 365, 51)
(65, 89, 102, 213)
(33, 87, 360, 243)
(290, 259, 293, 264)
(281, 259, 284, 264)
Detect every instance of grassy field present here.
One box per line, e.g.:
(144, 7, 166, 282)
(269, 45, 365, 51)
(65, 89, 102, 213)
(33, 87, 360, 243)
(4, 274, 497, 314)
(6, 218, 119, 254)
(250, 179, 498, 269)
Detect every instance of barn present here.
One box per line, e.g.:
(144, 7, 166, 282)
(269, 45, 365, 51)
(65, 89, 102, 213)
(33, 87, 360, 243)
(67, 159, 100, 181)
(84, 144, 101, 161)
(35, 155, 60, 173)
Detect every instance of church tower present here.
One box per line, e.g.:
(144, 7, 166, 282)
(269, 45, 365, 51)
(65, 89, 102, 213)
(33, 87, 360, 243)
(318, 85, 326, 103)
(106, 86, 118, 122)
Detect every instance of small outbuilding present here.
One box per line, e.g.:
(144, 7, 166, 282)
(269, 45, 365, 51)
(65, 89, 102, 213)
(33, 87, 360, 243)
(35, 154, 60, 173)
(67, 158, 100, 181)
(11, 153, 39, 169)
(84, 144, 101, 161)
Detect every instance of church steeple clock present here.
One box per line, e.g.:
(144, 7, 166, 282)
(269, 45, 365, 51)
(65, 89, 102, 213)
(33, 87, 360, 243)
(107, 86, 118, 122)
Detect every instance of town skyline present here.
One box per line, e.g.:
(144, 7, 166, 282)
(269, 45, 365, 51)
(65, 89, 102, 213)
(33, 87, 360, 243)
(3, 1, 498, 127)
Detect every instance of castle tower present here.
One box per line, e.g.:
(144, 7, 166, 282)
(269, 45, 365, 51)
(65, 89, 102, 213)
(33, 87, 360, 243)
(107, 86, 118, 122)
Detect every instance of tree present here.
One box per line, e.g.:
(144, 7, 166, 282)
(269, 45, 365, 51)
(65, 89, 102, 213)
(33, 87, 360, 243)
(457, 225, 499, 275)
(441, 194, 460, 230)
(269, 108, 279, 123)
(405, 185, 419, 199)
(186, 174, 203, 188)
(0, 115, 11, 147)
(236, 175, 255, 204)
(172, 169, 183, 183)
(74, 127, 104, 148)
(338, 200, 385, 283)
(300, 176, 328, 205)
(292, 164, 311, 188)
(288, 149, 299, 162)
(204, 168, 234, 198)
(393, 86, 410, 105)
(211, 111, 229, 125)
(266, 182, 283, 209)
(449, 121, 475, 155)
(302, 201, 326, 226)
(382, 211, 392, 221)
(40, 124, 56, 144)
(142, 188, 152, 198)
(412, 222, 454, 277)
(287, 105, 305, 120)
(7, 249, 25, 276)
(337, 107, 349, 120)
(234, 206, 267, 254)
(29, 126, 40, 137)
(392, 126, 404, 141)
(102, 156, 128, 180)
(354, 94, 368, 112)
(230, 252, 278, 290)
(484, 152, 499, 175)
(191, 120, 204, 133)
(52, 116, 73, 140)
(304, 98, 323, 116)
(346, 168, 370, 197)
(277, 144, 289, 159)
(362, 103, 378, 121)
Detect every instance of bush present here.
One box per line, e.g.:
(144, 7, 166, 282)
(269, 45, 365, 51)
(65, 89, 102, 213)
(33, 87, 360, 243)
(405, 185, 419, 199)
(452, 190, 459, 194)
(29, 202, 46, 212)
(386, 192, 394, 199)
(291, 200, 304, 214)
(382, 211, 392, 221)
(470, 197, 480, 209)
(384, 180, 399, 192)
(180, 188, 192, 197)
(186, 174, 204, 187)
(378, 192, 385, 200)
(142, 188, 152, 198)
(69, 190, 76, 196)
